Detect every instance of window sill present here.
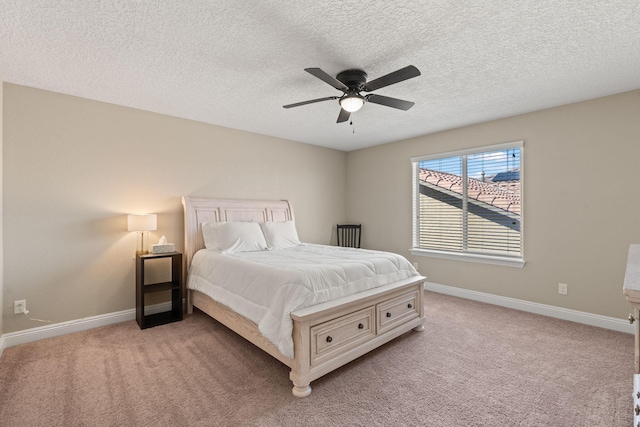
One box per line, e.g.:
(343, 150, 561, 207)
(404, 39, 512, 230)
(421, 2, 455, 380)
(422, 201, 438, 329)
(410, 248, 525, 268)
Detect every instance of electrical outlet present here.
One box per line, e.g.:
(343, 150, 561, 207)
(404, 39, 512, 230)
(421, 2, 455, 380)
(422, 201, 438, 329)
(558, 283, 568, 295)
(14, 299, 26, 314)
(412, 262, 419, 271)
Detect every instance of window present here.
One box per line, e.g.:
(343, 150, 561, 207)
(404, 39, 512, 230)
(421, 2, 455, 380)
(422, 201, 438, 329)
(411, 141, 524, 267)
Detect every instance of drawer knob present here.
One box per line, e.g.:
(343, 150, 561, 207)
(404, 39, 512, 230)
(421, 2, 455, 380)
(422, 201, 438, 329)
(326, 336, 333, 343)
(630, 314, 636, 324)
(386, 312, 391, 318)
(358, 323, 364, 329)
(407, 303, 413, 309)
(635, 404, 640, 415)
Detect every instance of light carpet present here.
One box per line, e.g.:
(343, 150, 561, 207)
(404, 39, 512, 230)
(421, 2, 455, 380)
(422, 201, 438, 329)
(0, 291, 633, 426)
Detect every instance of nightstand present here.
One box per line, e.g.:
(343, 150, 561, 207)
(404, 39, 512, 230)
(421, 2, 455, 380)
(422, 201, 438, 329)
(136, 252, 183, 329)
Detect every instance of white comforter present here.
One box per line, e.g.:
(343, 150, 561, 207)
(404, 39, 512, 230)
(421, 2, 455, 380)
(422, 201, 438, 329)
(187, 244, 419, 359)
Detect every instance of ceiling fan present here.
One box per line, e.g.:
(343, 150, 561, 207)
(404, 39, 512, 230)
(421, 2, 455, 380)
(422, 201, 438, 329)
(283, 65, 421, 123)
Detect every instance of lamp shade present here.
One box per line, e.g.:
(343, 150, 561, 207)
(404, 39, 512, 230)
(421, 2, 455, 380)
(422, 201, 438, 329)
(127, 214, 157, 232)
(339, 95, 364, 113)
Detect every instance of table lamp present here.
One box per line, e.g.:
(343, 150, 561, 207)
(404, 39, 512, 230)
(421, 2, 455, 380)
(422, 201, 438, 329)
(127, 214, 157, 255)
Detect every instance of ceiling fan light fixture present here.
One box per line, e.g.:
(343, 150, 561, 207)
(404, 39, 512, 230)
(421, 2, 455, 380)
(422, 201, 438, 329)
(340, 94, 364, 112)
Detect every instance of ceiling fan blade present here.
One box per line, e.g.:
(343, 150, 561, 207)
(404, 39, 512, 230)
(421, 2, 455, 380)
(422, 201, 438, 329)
(283, 96, 339, 109)
(305, 68, 348, 91)
(366, 94, 415, 111)
(337, 108, 351, 123)
(363, 65, 421, 92)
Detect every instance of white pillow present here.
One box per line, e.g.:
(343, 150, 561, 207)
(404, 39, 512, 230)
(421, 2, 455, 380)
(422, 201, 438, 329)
(201, 222, 226, 250)
(260, 221, 301, 250)
(217, 222, 268, 253)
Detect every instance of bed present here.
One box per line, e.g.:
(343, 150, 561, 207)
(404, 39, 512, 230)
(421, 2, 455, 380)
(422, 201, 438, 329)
(182, 197, 426, 397)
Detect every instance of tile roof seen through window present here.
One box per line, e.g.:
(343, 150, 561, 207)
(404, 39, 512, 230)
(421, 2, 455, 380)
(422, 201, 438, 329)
(419, 169, 521, 215)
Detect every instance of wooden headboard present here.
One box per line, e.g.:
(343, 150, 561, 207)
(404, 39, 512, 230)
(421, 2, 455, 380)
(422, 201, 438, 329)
(181, 197, 294, 270)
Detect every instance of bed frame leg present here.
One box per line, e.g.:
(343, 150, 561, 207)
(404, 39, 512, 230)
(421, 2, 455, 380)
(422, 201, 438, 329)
(187, 290, 194, 315)
(292, 383, 312, 398)
(413, 324, 425, 332)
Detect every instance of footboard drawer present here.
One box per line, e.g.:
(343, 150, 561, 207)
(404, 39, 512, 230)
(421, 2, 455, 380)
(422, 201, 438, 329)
(376, 289, 420, 335)
(310, 306, 375, 366)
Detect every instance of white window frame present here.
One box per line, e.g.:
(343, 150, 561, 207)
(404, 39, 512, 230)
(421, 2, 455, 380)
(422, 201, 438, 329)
(410, 141, 525, 268)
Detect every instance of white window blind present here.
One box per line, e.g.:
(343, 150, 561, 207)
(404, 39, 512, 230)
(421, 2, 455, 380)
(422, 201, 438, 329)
(412, 142, 523, 263)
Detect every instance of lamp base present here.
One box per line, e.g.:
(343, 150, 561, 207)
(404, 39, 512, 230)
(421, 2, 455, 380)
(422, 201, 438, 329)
(135, 231, 150, 255)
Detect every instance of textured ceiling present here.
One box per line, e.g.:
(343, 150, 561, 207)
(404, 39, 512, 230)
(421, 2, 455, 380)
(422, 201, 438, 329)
(1, 1, 639, 151)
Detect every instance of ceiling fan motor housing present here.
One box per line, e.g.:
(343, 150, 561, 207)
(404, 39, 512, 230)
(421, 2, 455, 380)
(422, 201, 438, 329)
(336, 69, 368, 91)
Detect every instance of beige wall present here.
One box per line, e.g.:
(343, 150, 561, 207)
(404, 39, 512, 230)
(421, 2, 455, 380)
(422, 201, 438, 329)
(2, 83, 347, 333)
(4, 83, 639, 334)
(347, 90, 640, 319)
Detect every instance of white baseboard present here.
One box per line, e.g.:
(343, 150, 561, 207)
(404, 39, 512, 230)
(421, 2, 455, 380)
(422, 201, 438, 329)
(424, 282, 634, 334)
(0, 302, 174, 352)
(2, 309, 136, 350)
(1, 287, 632, 357)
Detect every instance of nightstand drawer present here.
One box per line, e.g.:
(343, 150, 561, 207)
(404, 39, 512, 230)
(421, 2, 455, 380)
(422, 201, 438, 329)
(377, 289, 420, 335)
(310, 306, 375, 366)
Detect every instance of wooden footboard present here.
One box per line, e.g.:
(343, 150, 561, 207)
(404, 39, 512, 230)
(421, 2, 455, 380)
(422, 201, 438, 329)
(191, 275, 425, 397)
